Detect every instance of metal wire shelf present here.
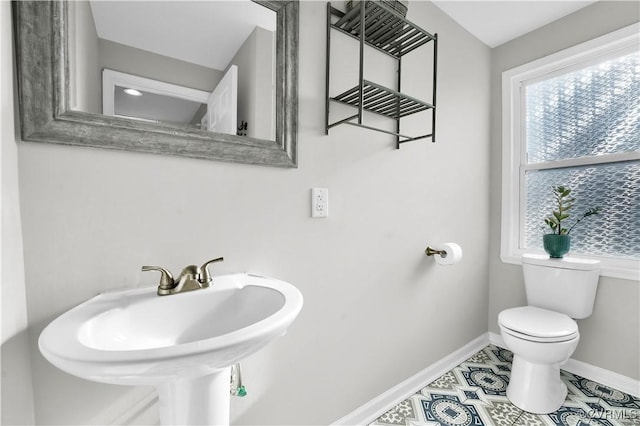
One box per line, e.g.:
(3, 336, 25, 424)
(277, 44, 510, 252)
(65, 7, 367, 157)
(332, 80, 434, 120)
(332, 1, 436, 59)
(325, 2, 438, 147)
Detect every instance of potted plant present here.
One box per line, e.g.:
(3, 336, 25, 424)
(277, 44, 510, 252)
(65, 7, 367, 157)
(543, 186, 601, 258)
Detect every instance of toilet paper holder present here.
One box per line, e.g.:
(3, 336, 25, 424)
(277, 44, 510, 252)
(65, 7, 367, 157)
(425, 246, 448, 258)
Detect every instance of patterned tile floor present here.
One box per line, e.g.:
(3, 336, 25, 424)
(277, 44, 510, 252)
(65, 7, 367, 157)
(369, 345, 640, 426)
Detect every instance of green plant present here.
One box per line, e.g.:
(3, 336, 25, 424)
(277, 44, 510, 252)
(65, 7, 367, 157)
(544, 186, 601, 235)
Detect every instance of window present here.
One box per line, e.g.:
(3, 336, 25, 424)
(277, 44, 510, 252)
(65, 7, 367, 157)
(501, 24, 640, 280)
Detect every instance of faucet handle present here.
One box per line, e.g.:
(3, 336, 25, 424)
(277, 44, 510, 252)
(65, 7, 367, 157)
(142, 265, 175, 293)
(200, 257, 224, 284)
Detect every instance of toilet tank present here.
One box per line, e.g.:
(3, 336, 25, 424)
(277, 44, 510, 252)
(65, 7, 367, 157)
(522, 253, 600, 319)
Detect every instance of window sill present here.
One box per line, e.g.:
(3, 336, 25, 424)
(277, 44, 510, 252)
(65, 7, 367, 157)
(501, 250, 639, 281)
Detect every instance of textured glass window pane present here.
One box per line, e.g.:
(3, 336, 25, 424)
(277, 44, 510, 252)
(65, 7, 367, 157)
(524, 161, 640, 258)
(526, 52, 640, 164)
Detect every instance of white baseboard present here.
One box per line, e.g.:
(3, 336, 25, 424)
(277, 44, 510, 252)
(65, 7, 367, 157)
(563, 358, 640, 398)
(488, 332, 640, 398)
(331, 334, 491, 426)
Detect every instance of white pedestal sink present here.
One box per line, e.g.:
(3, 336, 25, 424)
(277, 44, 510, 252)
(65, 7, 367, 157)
(39, 273, 303, 425)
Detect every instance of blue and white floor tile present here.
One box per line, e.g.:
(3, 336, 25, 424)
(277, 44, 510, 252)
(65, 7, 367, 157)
(369, 345, 640, 426)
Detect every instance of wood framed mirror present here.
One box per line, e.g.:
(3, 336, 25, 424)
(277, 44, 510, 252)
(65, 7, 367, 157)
(13, 0, 298, 167)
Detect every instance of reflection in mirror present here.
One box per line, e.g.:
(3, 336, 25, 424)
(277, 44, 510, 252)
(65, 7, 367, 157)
(14, 0, 298, 167)
(103, 69, 209, 128)
(114, 86, 206, 128)
(115, 86, 206, 128)
(70, 0, 276, 140)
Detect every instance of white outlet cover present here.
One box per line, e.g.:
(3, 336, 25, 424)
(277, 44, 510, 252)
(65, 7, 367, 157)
(311, 188, 328, 218)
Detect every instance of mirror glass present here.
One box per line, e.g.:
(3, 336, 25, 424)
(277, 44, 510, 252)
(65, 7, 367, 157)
(112, 85, 206, 128)
(70, 1, 276, 140)
(14, 0, 298, 167)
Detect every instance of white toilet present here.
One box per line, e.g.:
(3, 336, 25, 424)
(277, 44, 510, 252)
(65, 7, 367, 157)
(498, 253, 600, 414)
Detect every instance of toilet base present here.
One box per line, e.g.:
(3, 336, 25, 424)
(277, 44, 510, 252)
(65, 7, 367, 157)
(507, 355, 567, 414)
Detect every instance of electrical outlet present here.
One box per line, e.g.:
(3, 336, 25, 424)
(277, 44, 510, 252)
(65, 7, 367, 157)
(311, 188, 329, 218)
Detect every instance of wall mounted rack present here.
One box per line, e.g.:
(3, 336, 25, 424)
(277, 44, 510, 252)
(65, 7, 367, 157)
(325, 1, 438, 148)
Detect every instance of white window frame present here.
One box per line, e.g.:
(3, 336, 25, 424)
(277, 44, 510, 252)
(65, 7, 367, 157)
(501, 23, 640, 281)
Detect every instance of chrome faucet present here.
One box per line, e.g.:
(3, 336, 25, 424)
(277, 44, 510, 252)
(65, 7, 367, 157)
(142, 257, 224, 296)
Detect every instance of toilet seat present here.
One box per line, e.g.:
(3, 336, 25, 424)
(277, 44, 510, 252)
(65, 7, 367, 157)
(499, 306, 578, 343)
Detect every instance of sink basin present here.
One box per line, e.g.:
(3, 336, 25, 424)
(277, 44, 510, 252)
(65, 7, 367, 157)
(39, 273, 303, 425)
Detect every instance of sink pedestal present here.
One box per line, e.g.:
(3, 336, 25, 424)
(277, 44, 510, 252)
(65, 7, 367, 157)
(157, 368, 231, 426)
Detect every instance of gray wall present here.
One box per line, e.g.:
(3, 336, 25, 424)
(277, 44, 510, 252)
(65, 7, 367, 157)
(230, 26, 275, 140)
(6, 1, 491, 424)
(488, 0, 640, 380)
(1, 1, 35, 424)
(98, 39, 223, 95)
(69, 0, 100, 114)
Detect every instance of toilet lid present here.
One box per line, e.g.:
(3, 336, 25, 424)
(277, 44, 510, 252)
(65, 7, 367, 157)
(499, 306, 578, 342)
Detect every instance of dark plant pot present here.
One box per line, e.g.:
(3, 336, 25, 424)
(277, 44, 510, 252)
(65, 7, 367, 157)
(543, 234, 571, 258)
